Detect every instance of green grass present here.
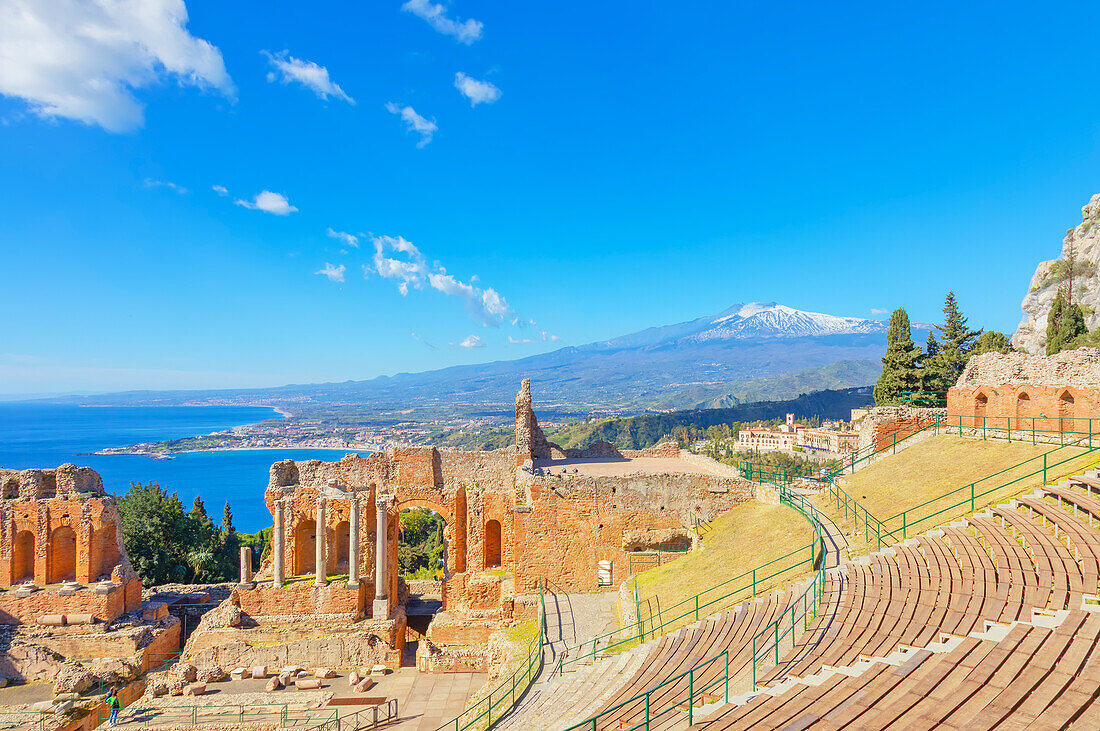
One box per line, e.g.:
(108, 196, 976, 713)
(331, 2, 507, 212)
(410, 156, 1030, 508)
(817, 434, 1100, 553)
(632, 500, 814, 625)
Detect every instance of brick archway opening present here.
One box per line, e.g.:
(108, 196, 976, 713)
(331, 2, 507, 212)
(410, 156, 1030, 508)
(49, 526, 77, 584)
(13, 530, 34, 584)
(1059, 390, 1076, 430)
(974, 392, 988, 427)
(331, 520, 350, 574)
(294, 520, 316, 576)
(1015, 391, 1032, 430)
(484, 519, 502, 569)
(397, 505, 448, 658)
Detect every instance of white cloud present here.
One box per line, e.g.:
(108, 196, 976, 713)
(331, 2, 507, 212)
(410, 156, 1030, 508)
(144, 178, 188, 194)
(0, 0, 234, 133)
(456, 335, 485, 349)
(235, 190, 298, 216)
(327, 228, 359, 248)
(367, 234, 513, 327)
(871, 308, 888, 315)
(385, 103, 436, 148)
(371, 234, 429, 295)
(508, 336, 534, 345)
(401, 0, 483, 44)
(263, 50, 354, 104)
(454, 73, 501, 106)
(316, 263, 346, 282)
(212, 184, 229, 196)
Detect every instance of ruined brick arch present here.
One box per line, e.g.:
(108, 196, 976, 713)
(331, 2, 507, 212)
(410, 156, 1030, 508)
(90, 522, 120, 582)
(484, 519, 502, 569)
(973, 391, 988, 428)
(12, 530, 34, 584)
(1058, 389, 1076, 423)
(331, 520, 350, 574)
(1015, 390, 1032, 429)
(48, 525, 77, 584)
(294, 519, 316, 576)
(396, 494, 466, 575)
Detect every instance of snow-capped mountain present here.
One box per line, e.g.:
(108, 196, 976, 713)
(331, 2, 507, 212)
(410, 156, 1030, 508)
(595, 302, 890, 350)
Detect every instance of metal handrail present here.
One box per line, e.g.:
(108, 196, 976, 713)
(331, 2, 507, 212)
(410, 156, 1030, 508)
(434, 580, 547, 731)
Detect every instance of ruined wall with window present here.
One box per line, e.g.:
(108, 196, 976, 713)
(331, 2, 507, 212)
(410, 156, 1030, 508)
(947, 348, 1100, 435)
(0, 464, 141, 625)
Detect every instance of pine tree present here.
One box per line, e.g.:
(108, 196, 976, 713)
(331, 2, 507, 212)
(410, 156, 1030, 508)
(1047, 289, 1088, 355)
(874, 308, 923, 405)
(933, 292, 982, 390)
(970, 330, 1011, 356)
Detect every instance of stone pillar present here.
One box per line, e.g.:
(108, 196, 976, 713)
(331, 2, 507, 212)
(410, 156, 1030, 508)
(314, 497, 327, 587)
(272, 501, 285, 588)
(373, 499, 389, 618)
(238, 546, 252, 587)
(348, 498, 360, 589)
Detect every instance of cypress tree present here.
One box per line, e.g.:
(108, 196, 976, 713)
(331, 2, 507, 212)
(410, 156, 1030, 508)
(932, 292, 982, 390)
(222, 501, 235, 534)
(874, 308, 923, 405)
(1047, 289, 1087, 355)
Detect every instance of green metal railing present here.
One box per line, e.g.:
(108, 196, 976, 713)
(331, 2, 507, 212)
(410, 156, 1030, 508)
(563, 479, 831, 729)
(99, 702, 336, 727)
(0, 711, 46, 731)
(749, 481, 828, 690)
(563, 651, 731, 730)
(899, 391, 948, 407)
(626, 541, 693, 573)
(555, 538, 820, 674)
(434, 580, 547, 731)
(820, 433, 1100, 552)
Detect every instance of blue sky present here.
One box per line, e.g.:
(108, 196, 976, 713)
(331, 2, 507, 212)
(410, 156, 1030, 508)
(2, 1, 1100, 394)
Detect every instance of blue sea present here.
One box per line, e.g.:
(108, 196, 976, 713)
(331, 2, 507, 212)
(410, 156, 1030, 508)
(0, 403, 355, 533)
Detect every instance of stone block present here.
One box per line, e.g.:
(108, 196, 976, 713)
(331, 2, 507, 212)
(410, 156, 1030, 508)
(280, 665, 301, 675)
(183, 682, 206, 696)
(295, 678, 322, 690)
(353, 678, 375, 693)
(37, 614, 65, 627)
(370, 664, 388, 676)
(142, 602, 168, 620)
(31, 701, 54, 713)
(230, 667, 248, 680)
(53, 693, 78, 703)
(0, 678, 7, 689)
(66, 613, 94, 625)
(251, 665, 268, 679)
(357, 667, 372, 677)
(348, 671, 360, 686)
(314, 668, 336, 679)
(265, 677, 283, 692)
(55, 700, 74, 713)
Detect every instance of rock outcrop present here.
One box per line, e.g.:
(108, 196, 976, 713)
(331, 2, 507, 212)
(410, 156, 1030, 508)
(1014, 194, 1100, 354)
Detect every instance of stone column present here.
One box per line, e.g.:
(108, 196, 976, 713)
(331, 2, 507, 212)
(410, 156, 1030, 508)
(314, 497, 327, 587)
(348, 498, 360, 589)
(238, 546, 252, 587)
(272, 501, 284, 588)
(373, 499, 389, 618)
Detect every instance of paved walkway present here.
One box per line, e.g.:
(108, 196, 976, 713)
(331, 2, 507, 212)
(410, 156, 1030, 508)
(386, 669, 487, 731)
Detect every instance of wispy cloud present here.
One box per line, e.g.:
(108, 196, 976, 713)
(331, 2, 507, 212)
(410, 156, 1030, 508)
(401, 0, 483, 44)
(327, 228, 359, 248)
(144, 178, 188, 194)
(454, 335, 485, 349)
(316, 263, 346, 282)
(0, 0, 234, 132)
(507, 336, 534, 345)
(385, 103, 436, 147)
(263, 50, 354, 104)
(212, 184, 229, 196)
(411, 332, 438, 351)
(369, 234, 513, 327)
(454, 73, 501, 106)
(235, 190, 298, 215)
(870, 308, 888, 315)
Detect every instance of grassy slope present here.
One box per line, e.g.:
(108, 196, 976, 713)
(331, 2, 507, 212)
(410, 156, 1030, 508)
(819, 435, 1100, 550)
(632, 501, 814, 628)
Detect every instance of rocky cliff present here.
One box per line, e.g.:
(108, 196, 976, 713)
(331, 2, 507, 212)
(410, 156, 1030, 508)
(1013, 194, 1100, 354)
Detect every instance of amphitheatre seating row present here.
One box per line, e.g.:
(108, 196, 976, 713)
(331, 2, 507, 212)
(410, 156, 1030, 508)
(688, 472, 1100, 729)
(499, 584, 804, 730)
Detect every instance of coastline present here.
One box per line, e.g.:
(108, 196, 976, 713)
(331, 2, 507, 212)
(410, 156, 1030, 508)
(89, 444, 377, 458)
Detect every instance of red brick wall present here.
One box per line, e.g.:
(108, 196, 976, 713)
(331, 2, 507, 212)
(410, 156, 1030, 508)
(947, 385, 1100, 433)
(236, 580, 365, 616)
